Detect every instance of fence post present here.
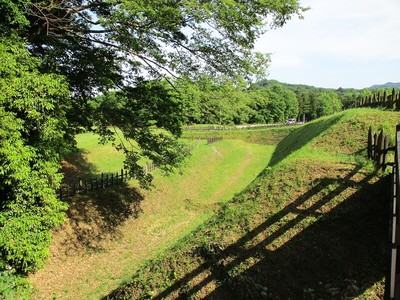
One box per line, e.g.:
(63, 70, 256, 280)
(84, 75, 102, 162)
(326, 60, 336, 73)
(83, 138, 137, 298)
(372, 133, 378, 159)
(383, 135, 388, 170)
(389, 124, 400, 298)
(377, 130, 384, 166)
(367, 126, 373, 159)
(396, 91, 400, 111)
(392, 89, 397, 110)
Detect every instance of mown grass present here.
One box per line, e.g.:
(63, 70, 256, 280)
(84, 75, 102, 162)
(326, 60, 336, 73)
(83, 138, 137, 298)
(105, 108, 399, 299)
(30, 136, 276, 299)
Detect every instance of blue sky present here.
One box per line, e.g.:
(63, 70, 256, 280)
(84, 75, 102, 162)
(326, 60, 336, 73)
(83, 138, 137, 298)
(254, 0, 400, 89)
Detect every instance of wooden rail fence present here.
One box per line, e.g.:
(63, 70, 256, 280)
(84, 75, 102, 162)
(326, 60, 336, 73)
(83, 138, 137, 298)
(183, 123, 288, 131)
(183, 136, 224, 144)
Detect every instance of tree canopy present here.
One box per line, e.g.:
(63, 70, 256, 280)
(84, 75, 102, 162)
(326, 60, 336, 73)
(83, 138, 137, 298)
(0, 0, 306, 290)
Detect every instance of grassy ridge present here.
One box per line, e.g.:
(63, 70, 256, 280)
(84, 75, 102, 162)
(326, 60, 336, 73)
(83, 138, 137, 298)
(107, 108, 398, 299)
(30, 139, 275, 299)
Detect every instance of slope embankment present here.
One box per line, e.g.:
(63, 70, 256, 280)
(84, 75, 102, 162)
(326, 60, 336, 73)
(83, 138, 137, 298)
(29, 139, 275, 299)
(107, 108, 399, 299)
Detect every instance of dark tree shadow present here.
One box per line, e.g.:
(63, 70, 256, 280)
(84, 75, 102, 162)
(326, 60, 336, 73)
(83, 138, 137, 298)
(61, 148, 98, 183)
(56, 149, 144, 253)
(112, 165, 389, 299)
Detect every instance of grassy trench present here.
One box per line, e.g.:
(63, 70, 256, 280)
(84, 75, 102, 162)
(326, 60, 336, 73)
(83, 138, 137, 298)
(29, 137, 275, 299)
(106, 108, 399, 299)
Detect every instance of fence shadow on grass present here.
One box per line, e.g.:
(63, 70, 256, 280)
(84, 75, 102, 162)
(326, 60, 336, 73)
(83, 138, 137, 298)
(106, 164, 388, 299)
(56, 150, 144, 253)
(202, 169, 389, 299)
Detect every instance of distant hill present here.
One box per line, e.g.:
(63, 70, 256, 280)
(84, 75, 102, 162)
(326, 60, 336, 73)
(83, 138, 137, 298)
(369, 82, 400, 89)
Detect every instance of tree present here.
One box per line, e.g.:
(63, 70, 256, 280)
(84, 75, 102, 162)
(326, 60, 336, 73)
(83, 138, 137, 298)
(0, 36, 69, 279)
(92, 80, 189, 188)
(178, 76, 254, 125)
(0, 0, 306, 283)
(1, 0, 305, 174)
(315, 92, 342, 117)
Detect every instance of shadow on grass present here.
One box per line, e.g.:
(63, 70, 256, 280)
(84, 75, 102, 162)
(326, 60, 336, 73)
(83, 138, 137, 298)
(61, 148, 98, 183)
(106, 164, 389, 299)
(268, 115, 343, 167)
(57, 149, 144, 253)
(62, 185, 144, 252)
(201, 168, 389, 299)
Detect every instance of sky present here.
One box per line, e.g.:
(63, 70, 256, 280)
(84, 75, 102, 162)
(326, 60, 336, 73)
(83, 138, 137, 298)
(254, 0, 400, 89)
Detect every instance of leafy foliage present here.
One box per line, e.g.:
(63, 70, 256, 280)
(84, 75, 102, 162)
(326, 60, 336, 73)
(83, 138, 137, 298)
(92, 81, 189, 188)
(0, 0, 306, 294)
(0, 37, 69, 277)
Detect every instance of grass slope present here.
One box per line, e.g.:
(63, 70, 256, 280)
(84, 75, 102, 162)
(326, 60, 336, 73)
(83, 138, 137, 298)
(182, 126, 296, 145)
(29, 139, 274, 299)
(106, 108, 399, 299)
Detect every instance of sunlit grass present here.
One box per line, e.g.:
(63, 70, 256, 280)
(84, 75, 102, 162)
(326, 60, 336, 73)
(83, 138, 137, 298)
(31, 133, 278, 299)
(106, 108, 397, 299)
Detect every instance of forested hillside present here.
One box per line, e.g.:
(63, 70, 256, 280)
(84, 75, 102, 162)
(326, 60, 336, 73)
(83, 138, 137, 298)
(369, 82, 400, 89)
(97, 78, 399, 129)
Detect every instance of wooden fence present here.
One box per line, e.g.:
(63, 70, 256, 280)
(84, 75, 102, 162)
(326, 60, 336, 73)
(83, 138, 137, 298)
(355, 88, 400, 110)
(57, 139, 210, 200)
(386, 124, 400, 300)
(183, 136, 224, 144)
(366, 125, 400, 299)
(367, 125, 395, 170)
(207, 137, 223, 144)
(58, 161, 156, 200)
(183, 123, 286, 131)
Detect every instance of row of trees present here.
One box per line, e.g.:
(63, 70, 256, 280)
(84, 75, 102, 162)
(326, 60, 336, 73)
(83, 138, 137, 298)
(153, 78, 395, 126)
(96, 77, 385, 128)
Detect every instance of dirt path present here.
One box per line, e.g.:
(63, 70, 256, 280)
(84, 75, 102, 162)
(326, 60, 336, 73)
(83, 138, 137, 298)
(29, 141, 272, 299)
